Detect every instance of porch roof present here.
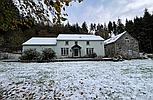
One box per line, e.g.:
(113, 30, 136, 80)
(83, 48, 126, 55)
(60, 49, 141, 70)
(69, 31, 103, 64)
(71, 44, 82, 49)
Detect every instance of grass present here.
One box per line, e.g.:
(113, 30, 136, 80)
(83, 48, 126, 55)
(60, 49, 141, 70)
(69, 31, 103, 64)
(0, 59, 153, 99)
(121, 65, 153, 75)
(139, 66, 153, 73)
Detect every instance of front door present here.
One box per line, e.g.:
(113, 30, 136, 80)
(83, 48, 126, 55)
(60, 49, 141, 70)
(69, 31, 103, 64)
(74, 49, 79, 57)
(71, 44, 81, 58)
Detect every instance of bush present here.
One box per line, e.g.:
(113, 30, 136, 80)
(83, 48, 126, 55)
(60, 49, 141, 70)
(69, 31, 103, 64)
(20, 48, 56, 61)
(147, 54, 153, 59)
(84, 53, 97, 58)
(41, 48, 56, 60)
(20, 49, 40, 60)
(90, 53, 97, 58)
(0, 53, 9, 60)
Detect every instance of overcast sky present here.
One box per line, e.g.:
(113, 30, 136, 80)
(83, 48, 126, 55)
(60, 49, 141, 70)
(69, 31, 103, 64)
(65, 0, 153, 25)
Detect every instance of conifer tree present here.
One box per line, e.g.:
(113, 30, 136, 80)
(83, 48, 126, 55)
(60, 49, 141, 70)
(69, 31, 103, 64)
(108, 21, 113, 33)
(82, 22, 88, 33)
(116, 19, 124, 34)
(113, 21, 117, 35)
(90, 23, 94, 32)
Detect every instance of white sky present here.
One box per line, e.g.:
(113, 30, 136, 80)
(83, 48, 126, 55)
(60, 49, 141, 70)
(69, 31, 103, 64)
(65, 0, 153, 25)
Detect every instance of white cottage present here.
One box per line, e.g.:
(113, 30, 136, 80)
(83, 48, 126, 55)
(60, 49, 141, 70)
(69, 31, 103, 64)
(22, 34, 105, 58)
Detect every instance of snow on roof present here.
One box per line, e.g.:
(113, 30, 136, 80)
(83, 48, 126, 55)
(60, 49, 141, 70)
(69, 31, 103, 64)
(22, 34, 104, 46)
(104, 31, 126, 45)
(22, 37, 57, 45)
(57, 34, 104, 41)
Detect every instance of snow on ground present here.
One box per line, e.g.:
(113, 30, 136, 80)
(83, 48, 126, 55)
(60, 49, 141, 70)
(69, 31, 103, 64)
(0, 59, 153, 100)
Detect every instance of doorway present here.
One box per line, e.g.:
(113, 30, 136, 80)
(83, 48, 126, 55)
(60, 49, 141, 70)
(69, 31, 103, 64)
(74, 49, 79, 57)
(71, 44, 81, 57)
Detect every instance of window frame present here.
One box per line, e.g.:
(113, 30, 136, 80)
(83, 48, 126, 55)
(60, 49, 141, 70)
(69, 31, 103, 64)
(86, 48, 94, 55)
(125, 37, 130, 43)
(86, 41, 90, 45)
(75, 41, 78, 45)
(65, 41, 69, 45)
(61, 48, 69, 56)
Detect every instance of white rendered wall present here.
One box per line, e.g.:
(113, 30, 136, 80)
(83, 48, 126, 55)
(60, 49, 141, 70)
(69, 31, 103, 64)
(56, 40, 105, 58)
(22, 41, 105, 58)
(22, 45, 56, 53)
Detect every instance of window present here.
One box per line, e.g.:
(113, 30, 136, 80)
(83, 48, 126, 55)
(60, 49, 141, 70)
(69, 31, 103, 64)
(86, 41, 90, 45)
(65, 41, 69, 45)
(118, 44, 121, 50)
(86, 48, 94, 55)
(126, 39, 130, 43)
(125, 37, 130, 43)
(75, 41, 78, 45)
(61, 48, 69, 56)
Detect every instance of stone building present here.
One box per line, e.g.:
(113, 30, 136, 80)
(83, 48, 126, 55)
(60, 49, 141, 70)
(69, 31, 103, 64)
(104, 31, 139, 58)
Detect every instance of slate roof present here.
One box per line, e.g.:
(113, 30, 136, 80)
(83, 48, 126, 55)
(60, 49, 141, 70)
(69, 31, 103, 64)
(104, 31, 126, 45)
(22, 37, 57, 45)
(22, 34, 104, 46)
(57, 34, 104, 41)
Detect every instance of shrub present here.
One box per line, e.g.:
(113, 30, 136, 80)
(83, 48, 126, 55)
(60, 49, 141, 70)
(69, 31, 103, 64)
(0, 53, 9, 60)
(84, 53, 97, 58)
(20, 49, 40, 60)
(147, 54, 153, 59)
(41, 48, 56, 61)
(90, 53, 97, 58)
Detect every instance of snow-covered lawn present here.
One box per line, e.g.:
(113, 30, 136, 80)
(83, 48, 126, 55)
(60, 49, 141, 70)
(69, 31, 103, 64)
(0, 59, 153, 100)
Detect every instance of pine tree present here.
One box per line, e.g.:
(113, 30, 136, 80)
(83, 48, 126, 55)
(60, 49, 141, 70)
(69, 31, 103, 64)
(142, 8, 152, 52)
(125, 9, 153, 53)
(97, 24, 101, 31)
(64, 22, 71, 33)
(75, 23, 81, 33)
(93, 23, 96, 31)
(125, 19, 134, 34)
(65, 22, 71, 28)
(90, 23, 94, 32)
(116, 19, 124, 34)
(95, 23, 109, 39)
(0, 0, 20, 31)
(151, 14, 153, 53)
(113, 21, 117, 35)
(81, 22, 88, 33)
(108, 21, 113, 33)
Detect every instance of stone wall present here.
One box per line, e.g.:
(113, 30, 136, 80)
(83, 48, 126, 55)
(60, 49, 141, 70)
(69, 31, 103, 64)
(0, 52, 21, 60)
(105, 44, 115, 57)
(105, 33, 140, 58)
